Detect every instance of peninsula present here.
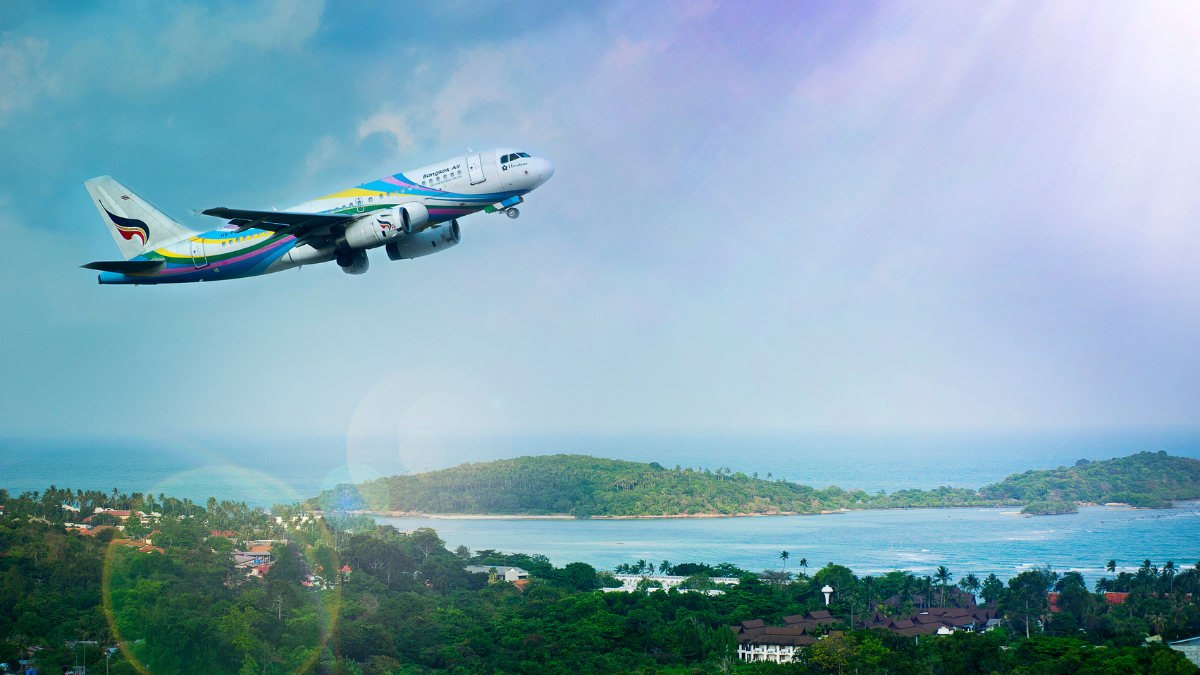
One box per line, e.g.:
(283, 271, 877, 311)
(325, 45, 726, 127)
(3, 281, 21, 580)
(309, 450, 1200, 518)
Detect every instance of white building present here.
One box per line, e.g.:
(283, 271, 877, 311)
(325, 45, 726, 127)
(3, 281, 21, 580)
(464, 565, 529, 582)
(608, 574, 738, 594)
(732, 622, 817, 663)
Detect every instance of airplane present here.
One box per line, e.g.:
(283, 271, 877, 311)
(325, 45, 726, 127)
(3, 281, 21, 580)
(82, 148, 554, 284)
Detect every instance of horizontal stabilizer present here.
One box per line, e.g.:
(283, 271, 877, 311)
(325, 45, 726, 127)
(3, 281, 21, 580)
(82, 260, 166, 274)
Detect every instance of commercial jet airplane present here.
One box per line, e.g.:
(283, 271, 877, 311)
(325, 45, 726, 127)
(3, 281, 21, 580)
(82, 148, 554, 284)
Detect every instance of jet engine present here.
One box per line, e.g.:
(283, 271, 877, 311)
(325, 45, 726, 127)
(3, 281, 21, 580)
(338, 203, 430, 250)
(386, 219, 460, 260)
(337, 248, 369, 275)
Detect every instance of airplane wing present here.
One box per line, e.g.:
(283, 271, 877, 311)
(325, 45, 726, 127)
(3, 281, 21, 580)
(201, 208, 363, 247)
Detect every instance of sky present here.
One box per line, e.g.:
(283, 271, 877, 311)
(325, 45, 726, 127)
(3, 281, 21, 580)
(2, 0, 1200, 445)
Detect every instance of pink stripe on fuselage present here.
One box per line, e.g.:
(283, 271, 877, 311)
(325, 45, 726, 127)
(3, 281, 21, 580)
(151, 237, 293, 276)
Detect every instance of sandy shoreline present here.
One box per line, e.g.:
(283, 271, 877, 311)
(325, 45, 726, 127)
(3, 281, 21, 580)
(331, 507, 939, 520)
(314, 500, 1189, 520)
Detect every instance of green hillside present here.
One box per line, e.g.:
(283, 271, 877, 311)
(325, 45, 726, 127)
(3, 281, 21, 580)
(978, 450, 1200, 508)
(311, 450, 1200, 517)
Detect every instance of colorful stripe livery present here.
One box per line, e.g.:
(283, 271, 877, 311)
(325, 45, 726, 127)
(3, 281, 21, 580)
(86, 147, 554, 285)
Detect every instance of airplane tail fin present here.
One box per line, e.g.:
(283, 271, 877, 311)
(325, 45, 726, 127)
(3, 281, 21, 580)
(84, 176, 198, 260)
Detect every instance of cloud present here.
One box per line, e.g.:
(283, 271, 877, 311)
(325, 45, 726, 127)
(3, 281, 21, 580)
(601, 36, 669, 71)
(304, 135, 339, 176)
(0, 36, 53, 124)
(356, 110, 416, 155)
(148, 0, 325, 86)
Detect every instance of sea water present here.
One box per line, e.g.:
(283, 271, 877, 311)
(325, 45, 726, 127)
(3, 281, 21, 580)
(381, 502, 1200, 584)
(2, 428, 1198, 581)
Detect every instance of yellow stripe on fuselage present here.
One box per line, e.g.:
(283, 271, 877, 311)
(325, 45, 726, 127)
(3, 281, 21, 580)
(316, 187, 386, 200)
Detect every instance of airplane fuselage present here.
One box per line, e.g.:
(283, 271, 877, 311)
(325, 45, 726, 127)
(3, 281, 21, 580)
(91, 147, 553, 284)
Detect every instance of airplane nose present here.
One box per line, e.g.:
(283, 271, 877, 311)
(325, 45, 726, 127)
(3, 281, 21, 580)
(538, 158, 554, 183)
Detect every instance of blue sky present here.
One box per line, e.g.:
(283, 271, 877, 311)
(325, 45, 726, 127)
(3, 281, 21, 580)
(2, 0, 1199, 441)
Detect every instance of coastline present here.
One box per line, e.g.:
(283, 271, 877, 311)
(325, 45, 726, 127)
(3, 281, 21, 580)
(331, 505, 1014, 520)
(320, 498, 1200, 521)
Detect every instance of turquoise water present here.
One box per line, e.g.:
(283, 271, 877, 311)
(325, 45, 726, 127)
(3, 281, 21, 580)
(381, 502, 1200, 585)
(2, 429, 1198, 583)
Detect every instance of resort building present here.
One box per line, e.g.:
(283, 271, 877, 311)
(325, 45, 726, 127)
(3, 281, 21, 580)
(732, 619, 819, 663)
(608, 574, 739, 593)
(464, 565, 530, 582)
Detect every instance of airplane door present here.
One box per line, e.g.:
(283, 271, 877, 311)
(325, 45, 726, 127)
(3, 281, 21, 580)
(467, 154, 486, 185)
(191, 239, 207, 268)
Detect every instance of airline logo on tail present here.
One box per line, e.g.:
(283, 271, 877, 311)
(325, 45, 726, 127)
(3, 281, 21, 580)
(102, 203, 149, 245)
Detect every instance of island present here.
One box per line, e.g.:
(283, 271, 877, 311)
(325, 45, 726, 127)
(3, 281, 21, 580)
(1020, 500, 1079, 515)
(310, 450, 1200, 518)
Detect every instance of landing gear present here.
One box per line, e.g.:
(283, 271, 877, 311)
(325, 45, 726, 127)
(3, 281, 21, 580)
(506, 207, 520, 219)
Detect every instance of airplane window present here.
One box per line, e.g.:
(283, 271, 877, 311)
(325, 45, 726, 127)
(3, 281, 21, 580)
(518, 152, 531, 158)
(368, 197, 373, 203)
(501, 154, 511, 163)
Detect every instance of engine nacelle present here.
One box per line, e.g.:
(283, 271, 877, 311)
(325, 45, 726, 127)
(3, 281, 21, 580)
(391, 202, 430, 234)
(339, 203, 431, 250)
(386, 220, 460, 260)
(337, 248, 369, 275)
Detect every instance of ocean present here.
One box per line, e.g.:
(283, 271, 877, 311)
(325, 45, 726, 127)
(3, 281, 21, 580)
(3, 428, 1198, 581)
(380, 502, 1200, 584)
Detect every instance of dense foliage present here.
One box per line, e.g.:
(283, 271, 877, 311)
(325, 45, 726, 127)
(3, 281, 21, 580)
(979, 451, 1200, 506)
(2, 485, 1200, 674)
(1021, 501, 1079, 515)
(311, 451, 1199, 517)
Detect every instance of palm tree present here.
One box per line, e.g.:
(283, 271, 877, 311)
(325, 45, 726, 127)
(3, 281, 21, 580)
(935, 566, 953, 607)
(1106, 559, 1117, 576)
(780, 551, 789, 574)
(962, 573, 980, 604)
(1148, 613, 1168, 635)
(1163, 561, 1176, 593)
(659, 560, 671, 575)
(798, 558, 808, 574)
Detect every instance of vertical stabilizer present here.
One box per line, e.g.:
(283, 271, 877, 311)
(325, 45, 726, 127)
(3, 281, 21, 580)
(85, 176, 197, 260)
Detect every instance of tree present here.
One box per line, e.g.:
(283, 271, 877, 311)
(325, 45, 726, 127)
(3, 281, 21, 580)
(780, 550, 789, 573)
(935, 566, 952, 607)
(219, 605, 261, 675)
(1106, 559, 1117, 576)
(659, 560, 671, 574)
(962, 572, 981, 602)
(410, 527, 443, 561)
(344, 535, 413, 588)
(981, 573, 1004, 605)
(266, 543, 306, 585)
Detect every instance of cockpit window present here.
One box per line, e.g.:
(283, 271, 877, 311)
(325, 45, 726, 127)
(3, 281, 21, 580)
(517, 152, 531, 158)
(500, 154, 511, 163)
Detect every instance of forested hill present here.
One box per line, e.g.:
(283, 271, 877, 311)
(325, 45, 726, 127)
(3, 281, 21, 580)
(310, 451, 1200, 517)
(977, 450, 1200, 508)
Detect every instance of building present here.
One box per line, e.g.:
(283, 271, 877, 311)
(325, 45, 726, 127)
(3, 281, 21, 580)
(1169, 636, 1200, 667)
(732, 619, 818, 663)
(464, 565, 530, 582)
(608, 574, 739, 594)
